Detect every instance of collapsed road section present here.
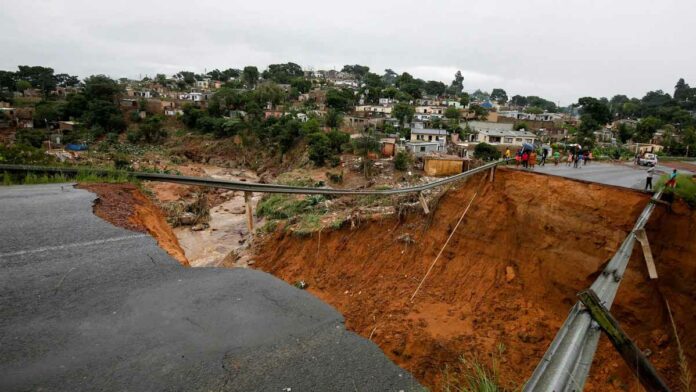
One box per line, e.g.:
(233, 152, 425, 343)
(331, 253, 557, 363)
(0, 183, 421, 391)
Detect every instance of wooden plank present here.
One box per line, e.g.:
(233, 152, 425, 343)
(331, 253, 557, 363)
(578, 289, 671, 392)
(635, 228, 658, 279)
(244, 191, 254, 232)
(419, 192, 430, 215)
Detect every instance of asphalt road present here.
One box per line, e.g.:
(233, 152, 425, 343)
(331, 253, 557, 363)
(0, 184, 421, 391)
(512, 161, 692, 190)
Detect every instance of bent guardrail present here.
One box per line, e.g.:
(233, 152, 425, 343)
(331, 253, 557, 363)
(524, 190, 663, 392)
(0, 160, 505, 195)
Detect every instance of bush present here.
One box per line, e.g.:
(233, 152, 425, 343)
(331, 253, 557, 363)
(15, 128, 46, 148)
(473, 143, 501, 161)
(657, 173, 696, 207)
(0, 144, 53, 164)
(394, 150, 411, 171)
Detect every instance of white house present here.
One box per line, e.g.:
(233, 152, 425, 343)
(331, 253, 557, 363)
(410, 128, 448, 151)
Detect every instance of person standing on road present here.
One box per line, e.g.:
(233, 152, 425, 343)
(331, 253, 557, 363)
(530, 151, 538, 169)
(553, 150, 560, 166)
(567, 152, 573, 167)
(583, 151, 589, 166)
(587, 151, 593, 164)
(573, 153, 580, 168)
(522, 151, 529, 168)
(666, 169, 678, 188)
(515, 150, 521, 167)
(645, 166, 654, 191)
(540, 148, 548, 166)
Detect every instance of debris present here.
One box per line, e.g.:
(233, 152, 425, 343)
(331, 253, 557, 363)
(397, 233, 415, 244)
(294, 281, 308, 290)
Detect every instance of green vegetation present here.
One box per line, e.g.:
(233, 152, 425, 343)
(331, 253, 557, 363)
(256, 194, 327, 220)
(394, 150, 411, 171)
(441, 344, 510, 392)
(1, 169, 132, 186)
(656, 173, 696, 207)
(474, 143, 501, 161)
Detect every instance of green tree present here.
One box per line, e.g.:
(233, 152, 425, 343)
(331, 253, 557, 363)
(635, 116, 662, 143)
(139, 115, 167, 143)
(307, 132, 331, 165)
(242, 66, 259, 88)
(326, 88, 354, 111)
(15, 80, 31, 93)
(473, 143, 501, 161)
(447, 70, 464, 96)
(392, 102, 415, 127)
(262, 63, 304, 84)
(618, 123, 635, 143)
(290, 77, 312, 93)
(459, 93, 470, 107)
(510, 95, 528, 107)
(424, 80, 446, 96)
(341, 65, 370, 80)
(325, 109, 343, 128)
(394, 150, 411, 171)
(445, 106, 461, 122)
(490, 88, 508, 104)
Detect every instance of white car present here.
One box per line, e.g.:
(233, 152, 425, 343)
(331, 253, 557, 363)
(638, 153, 658, 167)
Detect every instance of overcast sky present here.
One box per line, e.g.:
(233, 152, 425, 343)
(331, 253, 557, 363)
(1, 0, 695, 105)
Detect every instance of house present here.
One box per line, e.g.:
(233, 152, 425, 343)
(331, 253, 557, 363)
(296, 113, 308, 122)
(423, 155, 468, 176)
(120, 99, 139, 108)
(380, 138, 397, 157)
(466, 121, 536, 146)
(195, 79, 211, 90)
(410, 125, 448, 151)
(179, 92, 213, 102)
(379, 98, 395, 105)
(355, 105, 393, 115)
(405, 141, 440, 157)
(629, 143, 664, 155)
(133, 90, 154, 99)
(59, 121, 80, 132)
(165, 108, 184, 116)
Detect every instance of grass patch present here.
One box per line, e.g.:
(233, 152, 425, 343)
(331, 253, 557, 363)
(441, 343, 513, 392)
(256, 194, 327, 220)
(656, 173, 696, 207)
(1, 170, 133, 186)
(293, 213, 322, 236)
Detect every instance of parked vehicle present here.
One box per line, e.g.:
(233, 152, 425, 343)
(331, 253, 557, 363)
(638, 153, 658, 166)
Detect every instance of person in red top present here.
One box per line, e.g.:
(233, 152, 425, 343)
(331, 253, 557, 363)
(522, 151, 529, 168)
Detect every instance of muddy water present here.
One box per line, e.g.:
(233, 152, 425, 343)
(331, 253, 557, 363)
(173, 166, 263, 268)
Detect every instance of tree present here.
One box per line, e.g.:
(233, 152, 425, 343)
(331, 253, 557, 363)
(341, 65, 370, 80)
(510, 95, 528, 107)
(16, 65, 56, 95)
(490, 88, 508, 104)
(514, 122, 529, 131)
(382, 69, 398, 85)
(459, 93, 470, 107)
(290, 77, 312, 94)
(424, 80, 446, 96)
(84, 75, 122, 102)
(176, 71, 196, 85)
(242, 66, 259, 88)
(392, 102, 415, 127)
(635, 117, 662, 143)
(326, 88, 354, 111)
(15, 80, 31, 93)
(469, 103, 489, 120)
(444, 106, 460, 121)
(474, 143, 501, 161)
(352, 128, 380, 178)
(447, 70, 464, 96)
(262, 62, 304, 84)
(307, 132, 331, 165)
(618, 123, 635, 143)
(138, 115, 167, 143)
(325, 109, 343, 129)
(394, 150, 411, 171)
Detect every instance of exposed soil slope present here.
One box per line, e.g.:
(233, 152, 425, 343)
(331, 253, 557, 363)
(78, 183, 190, 266)
(254, 169, 696, 391)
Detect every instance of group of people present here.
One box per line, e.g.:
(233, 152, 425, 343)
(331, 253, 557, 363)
(505, 147, 589, 170)
(645, 167, 678, 191)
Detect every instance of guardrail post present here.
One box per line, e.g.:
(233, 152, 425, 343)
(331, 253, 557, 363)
(418, 192, 430, 214)
(244, 192, 254, 232)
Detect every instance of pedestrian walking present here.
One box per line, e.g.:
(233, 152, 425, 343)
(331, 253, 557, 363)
(587, 151, 593, 164)
(645, 166, 654, 191)
(522, 151, 529, 168)
(567, 152, 573, 167)
(540, 148, 548, 166)
(573, 153, 580, 168)
(583, 151, 589, 166)
(553, 150, 560, 166)
(515, 150, 521, 167)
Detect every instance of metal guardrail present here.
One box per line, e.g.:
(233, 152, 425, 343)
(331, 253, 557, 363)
(0, 161, 504, 195)
(524, 190, 663, 392)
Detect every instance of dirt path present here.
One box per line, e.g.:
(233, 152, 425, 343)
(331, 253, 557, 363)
(253, 169, 696, 391)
